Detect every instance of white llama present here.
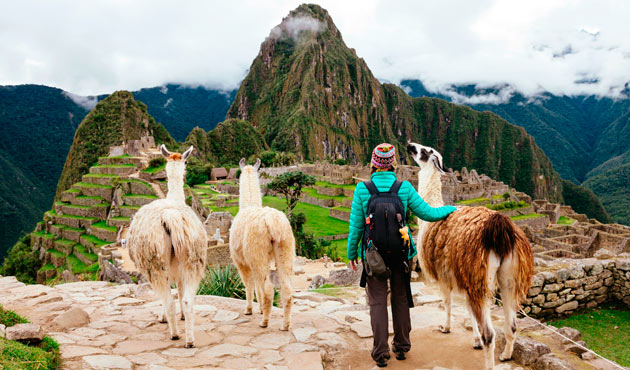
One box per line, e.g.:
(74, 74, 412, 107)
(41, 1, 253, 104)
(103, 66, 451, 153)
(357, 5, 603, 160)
(407, 142, 534, 370)
(127, 145, 208, 348)
(229, 158, 295, 330)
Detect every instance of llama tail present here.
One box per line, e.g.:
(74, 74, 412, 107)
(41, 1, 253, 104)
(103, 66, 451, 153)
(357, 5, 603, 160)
(161, 209, 188, 262)
(481, 212, 516, 260)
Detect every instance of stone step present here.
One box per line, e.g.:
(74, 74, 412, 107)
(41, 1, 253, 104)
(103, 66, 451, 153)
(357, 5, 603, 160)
(87, 222, 118, 243)
(61, 189, 80, 203)
(31, 231, 56, 250)
(123, 194, 158, 207)
(98, 155, 144, 167)
(46, 250, 67, 268)
(55, 202, 109, 219)
(80, 234, 112, 254)
(107, 216, 130, 228)
(127, 179, 155, 196)
(53, 214, 98, 230)
(54, 238, 76, 255)
(74, 245, 99, 265)
(119, 206, 140, 218)
(82, 174, 121, 186)
(73, 183, 113, 202)
(73, 195, 106, 207)
(89, 164, 137, 176)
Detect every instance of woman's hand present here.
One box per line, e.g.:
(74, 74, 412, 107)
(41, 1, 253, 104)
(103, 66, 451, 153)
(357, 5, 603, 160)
(350, 259, 359, 271)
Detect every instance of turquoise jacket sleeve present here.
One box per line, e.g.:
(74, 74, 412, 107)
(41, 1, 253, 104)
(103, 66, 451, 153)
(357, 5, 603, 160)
(346, 183, 367, 261)
(401, 181, 456, 221)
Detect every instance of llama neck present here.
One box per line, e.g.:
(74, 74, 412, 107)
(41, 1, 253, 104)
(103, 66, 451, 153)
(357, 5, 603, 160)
(239, 172, 262, 208)
(166, 177, 186, 203)
(417, 167, 444, 207)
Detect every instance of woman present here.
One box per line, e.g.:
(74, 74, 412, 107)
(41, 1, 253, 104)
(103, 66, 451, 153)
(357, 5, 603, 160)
(347, 143, 456, 368)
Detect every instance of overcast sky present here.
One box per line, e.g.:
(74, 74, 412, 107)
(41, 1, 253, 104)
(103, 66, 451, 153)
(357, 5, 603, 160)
(1, 0, 628, 100)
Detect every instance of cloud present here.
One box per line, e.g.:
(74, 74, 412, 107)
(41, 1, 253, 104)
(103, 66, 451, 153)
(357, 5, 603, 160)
(0, 0, 628, 100)
(438, 85, 517, 105)
(268, 15, 325, 41)
(163, 97, 173, 108)
(62, 91, 97, 110)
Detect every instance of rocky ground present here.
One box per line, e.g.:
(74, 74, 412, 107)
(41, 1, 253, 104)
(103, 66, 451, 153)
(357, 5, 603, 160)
(0, 265, 624, 370)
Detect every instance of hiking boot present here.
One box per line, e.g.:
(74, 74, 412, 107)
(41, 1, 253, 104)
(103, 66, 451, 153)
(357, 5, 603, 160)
(392, 347, 406, 360)
(375, 357, 388, 367)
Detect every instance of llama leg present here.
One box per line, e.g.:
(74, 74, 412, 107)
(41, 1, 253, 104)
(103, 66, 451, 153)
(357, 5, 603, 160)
(438, 283, 452, 334)
(181, 280, 198, 348)
(255, 285, 264, 314)
(477, 303, 496, 370)
(156, 284, 179, 340)
(498, 263, 517, 361)
(177, 281, 185, 321)
(274, 239, 294, 331)
(236, 263, 255, 315)
(160, 305, 167, 323)
(259, 275, 274, 328)
(466, 304, 483, 350)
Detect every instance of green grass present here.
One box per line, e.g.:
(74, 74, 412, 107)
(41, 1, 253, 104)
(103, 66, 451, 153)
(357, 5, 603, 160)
(120, 205, 140, 210)
(557, 216, 577, 225)
(74, 182, 112, 189)
(81, 234, 110, 248)
(91, 221, 117, 232)
(312, 283, 346, 297)
(0, 306, 60, 369)
(130, 178, 153, 189)
(63, 188, 80, 193)
(48, 249, 65, 258)
(125, 194, 158, 199)
(38, 264, 55, 273)
(328, 238, 349, 262)
(510, 213, 546, 220)
(315, 181, 356, 190)
(56, 214, 98, 221)
(66, 254, 99, 274)
(31, 231, 55, 239)
(54, 239, 75, 248)
(302, 187, 347, 201)
(74, 245, 98, 262)
(142, 163, 166, 174)
(99, 154, 131, 159)
(83, 173, 120, 179)
(456, 197, 490, 205)
(76, 195, 104, 200)
(331, 206, 351, 212)
(92, 164, 136, 168)
(549, 303, 630, 366)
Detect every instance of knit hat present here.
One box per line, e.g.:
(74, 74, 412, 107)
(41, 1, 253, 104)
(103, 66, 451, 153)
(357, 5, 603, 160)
(371, 143, 397, 169)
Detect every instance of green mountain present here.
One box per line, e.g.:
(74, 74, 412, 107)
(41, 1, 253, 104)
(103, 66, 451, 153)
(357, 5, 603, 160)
(0, 85, 89, 258)
(401, 80, 627, 223)
(55, 91, 175, 198)
(227, 4, 567, 204)
(583, 164, 630, 225)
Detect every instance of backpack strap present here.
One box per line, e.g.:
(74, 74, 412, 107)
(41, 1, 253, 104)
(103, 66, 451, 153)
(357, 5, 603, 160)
(388, 180, 403, 195)
(364, 181, 379, 195)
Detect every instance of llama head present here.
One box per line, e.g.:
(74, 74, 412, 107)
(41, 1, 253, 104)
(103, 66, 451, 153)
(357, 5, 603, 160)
(407, 142, 447, 174)
(160, 144, 194, 181)
(238, 157, 261, 176)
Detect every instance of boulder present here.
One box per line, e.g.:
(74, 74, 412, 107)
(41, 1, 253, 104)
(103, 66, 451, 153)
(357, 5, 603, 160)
(533, 354, 574, 370)
(308, 275, 326, 290)
(327, 266, 362, 286)
(557, 327, 582, 342)
(593, 248, 614, 259)
(5, 323, 44, 343)
(99, 260, 133, 284)
(512, 336, 552, 365)
(52, 307, 89, 329)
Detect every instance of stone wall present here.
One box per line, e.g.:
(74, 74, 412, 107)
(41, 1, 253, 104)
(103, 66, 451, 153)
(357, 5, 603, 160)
(522, 259, 630, 318)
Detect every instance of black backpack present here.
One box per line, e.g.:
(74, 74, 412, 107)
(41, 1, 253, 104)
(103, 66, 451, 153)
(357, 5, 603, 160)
(362, 180, 408, 266)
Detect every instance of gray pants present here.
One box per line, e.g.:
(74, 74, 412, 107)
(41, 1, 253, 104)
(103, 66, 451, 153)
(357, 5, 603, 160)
(366, 264, 411, 361)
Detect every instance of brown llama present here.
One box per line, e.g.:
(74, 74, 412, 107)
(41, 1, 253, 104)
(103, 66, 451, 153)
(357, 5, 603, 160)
(407, 142, 534, 370)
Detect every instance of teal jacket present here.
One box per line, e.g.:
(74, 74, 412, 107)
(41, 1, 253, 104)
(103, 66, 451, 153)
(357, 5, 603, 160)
(346, 171, 456, 261)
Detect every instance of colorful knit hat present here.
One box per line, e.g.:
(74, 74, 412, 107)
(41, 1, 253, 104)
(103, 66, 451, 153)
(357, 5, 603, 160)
(371, 143, 397, 169)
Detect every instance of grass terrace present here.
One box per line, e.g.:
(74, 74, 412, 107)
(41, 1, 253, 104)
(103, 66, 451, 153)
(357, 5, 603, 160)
(31, 231, 55, 239)
(331, 206, 351, 212)
(125, 194, 158, 199)
(142, 163, 166, 174)
(557, 216, 577, 225)
(314, 181, 356, 190)
(109, 216, 130, 222)
(74, 182, 112, 189)
(81, 234, 110, 248)
(66, 254, 99, 274)
(99, 154, 131, 159)
(549, 303, 630, 366)
(91, 221, 117, 233)
(92, 164, 136, 168)
(455, 197, 490, 205)
(55, 214, 98, 221)
(83, 173, 120, 179)
(63, 188, 80, 193)
(48, 249, 65, 258)
(74, 245, 98, 262)
(38, 263, 55, 273)
(302, 187, 347, 201)
(510, 213, 546, 220)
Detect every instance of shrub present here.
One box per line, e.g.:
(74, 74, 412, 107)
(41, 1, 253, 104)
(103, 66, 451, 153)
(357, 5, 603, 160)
(186, 158, 211, 186)
(333, 158, 347, 165)
(0, 235, 41, 284)
(197, 264, 245, 299)
(149, 157, 166, 168)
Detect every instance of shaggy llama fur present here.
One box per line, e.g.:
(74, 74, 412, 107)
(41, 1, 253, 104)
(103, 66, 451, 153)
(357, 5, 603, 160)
(127, 145, 208, 347)
(229, 158, 295, 330)
(407, 142, 534, 370)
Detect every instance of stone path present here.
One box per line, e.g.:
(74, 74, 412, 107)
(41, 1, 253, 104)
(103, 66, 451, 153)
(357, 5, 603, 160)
(0, 274, 615, 370)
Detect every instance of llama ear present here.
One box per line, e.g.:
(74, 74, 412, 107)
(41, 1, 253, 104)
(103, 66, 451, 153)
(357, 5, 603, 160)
(182, 146, 194, 160)
(431, 155, 447, 174)
(239, 158, 246, 169)
(253, 158, 261, 171)
(160, 144, 171, 159)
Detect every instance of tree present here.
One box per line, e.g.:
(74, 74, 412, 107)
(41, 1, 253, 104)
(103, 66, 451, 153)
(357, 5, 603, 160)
(267, 171, 315, 217)
(0, 234, 41, 284)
